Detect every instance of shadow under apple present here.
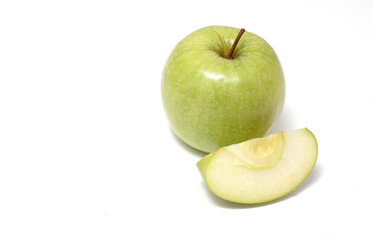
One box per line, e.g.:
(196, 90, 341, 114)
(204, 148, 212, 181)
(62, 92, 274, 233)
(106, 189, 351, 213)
(169, 127, 206, 158)
(270, 103, 295, 134)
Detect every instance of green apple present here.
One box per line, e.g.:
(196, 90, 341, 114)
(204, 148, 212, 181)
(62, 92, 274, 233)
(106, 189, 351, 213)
(197, 128, 318, 204)
(161, 26, 285, 153)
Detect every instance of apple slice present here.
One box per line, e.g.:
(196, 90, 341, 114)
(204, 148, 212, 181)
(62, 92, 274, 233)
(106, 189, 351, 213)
(197, 128, 318, 204)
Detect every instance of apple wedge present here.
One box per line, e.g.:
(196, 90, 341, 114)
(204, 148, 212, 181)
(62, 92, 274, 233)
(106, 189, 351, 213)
(197, 128, 318, 204)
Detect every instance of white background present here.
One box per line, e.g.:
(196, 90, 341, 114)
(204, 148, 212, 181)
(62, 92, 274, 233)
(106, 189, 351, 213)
(1, 0, 373, 239)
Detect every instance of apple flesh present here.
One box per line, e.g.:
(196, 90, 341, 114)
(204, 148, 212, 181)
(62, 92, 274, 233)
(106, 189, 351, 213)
(197, 128, 318, 204)
(162, 26, 285, 153)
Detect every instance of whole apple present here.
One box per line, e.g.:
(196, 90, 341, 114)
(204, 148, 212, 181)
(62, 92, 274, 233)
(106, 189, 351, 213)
(161, 26, 285, 153)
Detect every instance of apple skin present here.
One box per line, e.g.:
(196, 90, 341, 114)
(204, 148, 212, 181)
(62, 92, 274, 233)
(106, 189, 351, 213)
(162, 26, 285, 153)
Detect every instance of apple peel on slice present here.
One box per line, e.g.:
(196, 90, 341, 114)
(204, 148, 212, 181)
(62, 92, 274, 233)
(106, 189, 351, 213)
(197, 128, 318, 204)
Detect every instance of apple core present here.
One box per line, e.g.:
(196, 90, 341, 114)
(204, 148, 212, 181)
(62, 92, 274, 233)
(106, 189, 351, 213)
(224, 132, 284, 170)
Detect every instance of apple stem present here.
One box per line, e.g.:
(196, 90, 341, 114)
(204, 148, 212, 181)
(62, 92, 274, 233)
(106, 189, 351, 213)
(227, 28, 245, 60)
